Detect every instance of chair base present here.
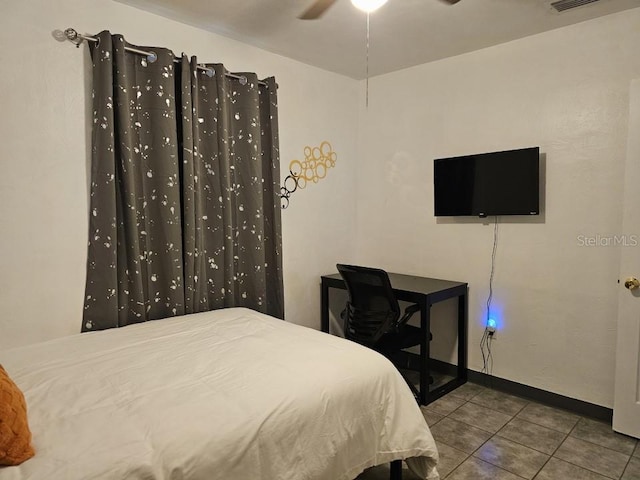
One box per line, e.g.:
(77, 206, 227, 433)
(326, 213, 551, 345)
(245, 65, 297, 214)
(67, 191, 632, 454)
(385, 350, 433, 403)
(387, 350, 422, 371)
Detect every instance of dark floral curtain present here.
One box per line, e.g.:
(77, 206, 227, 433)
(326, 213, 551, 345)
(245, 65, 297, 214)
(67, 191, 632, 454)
(82, 31, 283, 332)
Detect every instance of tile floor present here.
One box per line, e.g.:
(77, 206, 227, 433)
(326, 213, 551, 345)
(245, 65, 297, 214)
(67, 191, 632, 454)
(357, 381, 640, 480)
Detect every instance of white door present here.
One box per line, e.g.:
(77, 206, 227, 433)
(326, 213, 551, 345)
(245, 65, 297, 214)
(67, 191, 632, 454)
(613, 79, 640, 438)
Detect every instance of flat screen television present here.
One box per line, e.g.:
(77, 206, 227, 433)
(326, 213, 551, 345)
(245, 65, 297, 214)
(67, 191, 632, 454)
(434, 147, 540, 217)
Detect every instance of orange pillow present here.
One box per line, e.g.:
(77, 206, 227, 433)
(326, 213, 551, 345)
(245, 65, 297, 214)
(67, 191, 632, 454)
(0, 365, 34, 466)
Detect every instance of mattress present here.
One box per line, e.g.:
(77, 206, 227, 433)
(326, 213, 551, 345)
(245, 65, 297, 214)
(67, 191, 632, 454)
(0, 307, 438, 480)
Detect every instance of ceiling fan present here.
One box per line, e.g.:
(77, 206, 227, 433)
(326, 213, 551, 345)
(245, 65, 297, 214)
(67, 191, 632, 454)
(299, 0, 461, 20)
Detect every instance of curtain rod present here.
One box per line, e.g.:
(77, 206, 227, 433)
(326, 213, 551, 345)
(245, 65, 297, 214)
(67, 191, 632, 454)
(63, 28, 269, 87)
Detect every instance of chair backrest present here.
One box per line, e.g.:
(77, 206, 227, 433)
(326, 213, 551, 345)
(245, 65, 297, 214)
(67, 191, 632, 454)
(336, 264, 400, 346)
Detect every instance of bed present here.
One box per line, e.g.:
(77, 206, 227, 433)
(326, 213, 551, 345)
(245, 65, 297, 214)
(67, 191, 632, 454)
(0, 307, 439, 480)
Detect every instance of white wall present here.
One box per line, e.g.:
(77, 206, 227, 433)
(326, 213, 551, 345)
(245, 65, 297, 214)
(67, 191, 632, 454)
(355, 9, 640, 407)
(0, 0, 359, 350)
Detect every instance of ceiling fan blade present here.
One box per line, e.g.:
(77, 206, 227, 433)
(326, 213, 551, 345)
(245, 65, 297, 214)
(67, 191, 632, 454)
(299, 0, 339, 19)
(438, 0, 462, 4)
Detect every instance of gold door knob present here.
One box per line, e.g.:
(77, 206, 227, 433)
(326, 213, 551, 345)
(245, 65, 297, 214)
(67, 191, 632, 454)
(624, 277, 640, 290)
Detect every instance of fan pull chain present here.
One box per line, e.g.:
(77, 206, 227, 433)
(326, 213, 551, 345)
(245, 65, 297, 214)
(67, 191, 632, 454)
(366, 12, 370, 108)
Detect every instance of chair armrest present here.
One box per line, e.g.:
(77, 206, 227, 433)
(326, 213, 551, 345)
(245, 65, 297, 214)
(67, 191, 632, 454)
(397, 303, 420, 327)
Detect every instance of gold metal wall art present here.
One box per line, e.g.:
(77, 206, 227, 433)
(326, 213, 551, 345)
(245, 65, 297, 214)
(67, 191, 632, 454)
(280, 141, 337, 209)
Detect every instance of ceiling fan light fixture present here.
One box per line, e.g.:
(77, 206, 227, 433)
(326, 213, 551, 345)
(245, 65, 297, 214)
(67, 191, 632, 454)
(350, 0, 389, 13)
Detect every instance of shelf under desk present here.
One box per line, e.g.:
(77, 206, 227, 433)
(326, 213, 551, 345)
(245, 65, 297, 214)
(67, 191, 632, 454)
(321, 272, 468, 405)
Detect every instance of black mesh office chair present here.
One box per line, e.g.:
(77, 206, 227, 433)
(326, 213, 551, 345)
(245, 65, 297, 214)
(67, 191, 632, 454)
(336, 264, 430, 399)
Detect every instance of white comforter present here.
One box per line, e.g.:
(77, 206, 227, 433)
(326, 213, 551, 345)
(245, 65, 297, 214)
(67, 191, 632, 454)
(0, 308, 438, 480)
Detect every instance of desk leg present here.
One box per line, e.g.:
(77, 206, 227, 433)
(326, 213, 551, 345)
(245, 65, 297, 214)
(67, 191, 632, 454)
(458, 292, 468, 382)
(420, 300, 431, 405)
(321, 279, 329, 333)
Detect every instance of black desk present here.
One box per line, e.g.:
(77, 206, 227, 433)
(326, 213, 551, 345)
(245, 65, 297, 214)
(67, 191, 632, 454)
(321, 272, 468, 405)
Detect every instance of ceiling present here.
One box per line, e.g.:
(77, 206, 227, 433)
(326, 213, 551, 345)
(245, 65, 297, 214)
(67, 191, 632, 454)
(116, 0, 640, 79)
